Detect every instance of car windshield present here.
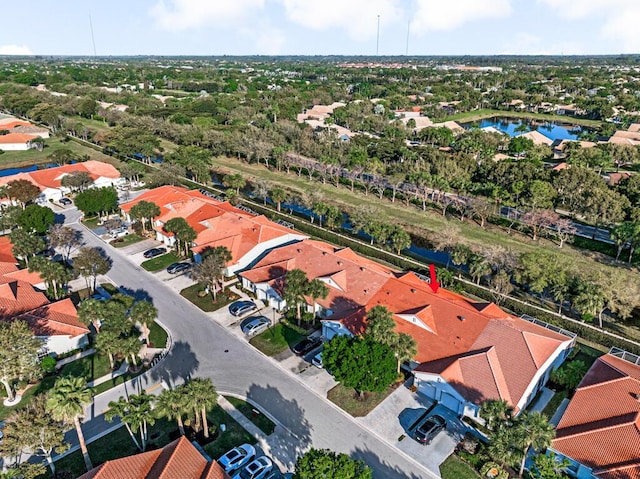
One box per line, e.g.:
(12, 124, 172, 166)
(226, 449, 241, 461)
(239, 467, 257, 479)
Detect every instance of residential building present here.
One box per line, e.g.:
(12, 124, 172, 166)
(0, 160, 123, 203)
(78, 436, 230, 479)
(550, 350, 640, 479)
(517, 130, 554, 146)
(121, 186, 307, 275)
(240, 242, 574, 419)
(0, 133, 40, 151)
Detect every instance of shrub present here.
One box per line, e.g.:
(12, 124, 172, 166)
(40, 356, 57, 374)
(480, 461, 509, 479)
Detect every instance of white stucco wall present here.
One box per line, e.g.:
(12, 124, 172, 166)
(414, 372, 472, 417)
(39, 333, 89, 357)
(0, 143, 31, 151)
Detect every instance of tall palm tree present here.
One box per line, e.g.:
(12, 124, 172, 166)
(154, 387, 189, 436)
(106, 392, 155, 451)
(305, 278, 329, 325)
(515, 411, 555, 477)
(282, 269, 309, 326)
(184, 378, 218, 439)
(480, 399, 514, 431)
(46, 377, 93, 472)
(392, 333, 417, 373)
(129, 300, 157, 346)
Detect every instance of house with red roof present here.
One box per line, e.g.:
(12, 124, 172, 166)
(0, 133, 40, 151)
(550, 349, 640, 479)
(239, 242, 575, 419)
(121, 186, 307, 275)
(79, 436, 230, 479)
(0, 237, 89, 356)
(0, 160, 122, 204)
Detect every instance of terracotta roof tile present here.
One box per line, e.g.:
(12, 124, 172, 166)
(0, 238, 17, 264)
(16, 298, 89, 338)
(0, 133, 38, 144)
(78, 437, 231, 479)
(553, 354, 640, 479)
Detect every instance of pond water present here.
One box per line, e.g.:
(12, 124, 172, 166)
(464, 117, 583, 141)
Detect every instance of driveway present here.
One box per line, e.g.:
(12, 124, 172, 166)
(65, 214, 438, 478)
(358, 385, 467, 476)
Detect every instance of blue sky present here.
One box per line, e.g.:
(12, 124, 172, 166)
(1, 0, 638, 56)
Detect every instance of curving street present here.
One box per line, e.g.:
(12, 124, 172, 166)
(60, 207, 436, 479)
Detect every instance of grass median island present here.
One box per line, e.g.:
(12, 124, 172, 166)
(249, 319, 307, 357)
(224, 396, 276, 435)
(141, 252, 181, 272)
(327, 382, 401, 417)
(180, 284, 240, 312)
(440, 454, 482, 479)
(110, 234, 145, 248)
(148, 321, 168, 348)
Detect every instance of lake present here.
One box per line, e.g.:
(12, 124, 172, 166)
(464, 117, 583, 141)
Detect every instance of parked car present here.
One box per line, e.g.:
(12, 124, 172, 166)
(232, 456, 273, 479)
(311, 351, 323, 368)
(229, 300, 257, 317)
(218, 444, 256, 474)
(143, 247, 167, 259)
(166, 262, 191, 274)
(413, 414, 446, 445)
(292, 336, 322, 356)
(110, 227, 129, 238)
(241, 316, 270, 336)
(59, 197, 72, 206)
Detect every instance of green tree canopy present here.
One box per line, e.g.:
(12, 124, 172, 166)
(17, 204, 55, 234)
(74, 187, 118, 217)
(294, 448, 372, 479)
(0, 320, 41, 403)
(323, 335, 397, 397)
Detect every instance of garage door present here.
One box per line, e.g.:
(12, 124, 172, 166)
(440, 392, 461, 415)
(421, 383, 437, 401)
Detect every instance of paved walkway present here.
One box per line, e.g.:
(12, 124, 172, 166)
(56, 349, 96, 369)
(88, 361, 129, 387)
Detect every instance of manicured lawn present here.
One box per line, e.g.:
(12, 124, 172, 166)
(180, 283, 240, 312)
(0, 375, 57, 421)
(111, 234, 145, 248)
(0, 135, 116, 170)
(141, 252, 181, 272)
(327, 382, 401, 417)
(148, 321, 169, 349)
(59, 352, 113, 383)
(441, 108, 603, 128)
(440, 454, 482, 479)
(82, 216, 101, 229)
(202, 404, 257, 460)
(249, 319, 307, 357)
(224, 396, 276, 435)
(49, 417, 177, 479)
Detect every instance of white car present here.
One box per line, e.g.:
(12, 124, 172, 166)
(232, 456, 273, 479)
(241, 316, 270, 336)
(218, 444, 256, 473)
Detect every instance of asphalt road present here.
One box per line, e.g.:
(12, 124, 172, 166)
(61, 208, 434, 479)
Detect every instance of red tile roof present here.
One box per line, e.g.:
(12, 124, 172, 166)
(0, 160, 120, 190)
(0, 276, 49, 320)
(0, 237, 17, 264)
(239, 239, 396, 317)
(553, 354, 640, 479)
(122, 186, 298, 267)
(78, 437, 231, 479)
(0, 120, 32, 130)
(16, 298, 88, 338)
(0, 133, 38, 144)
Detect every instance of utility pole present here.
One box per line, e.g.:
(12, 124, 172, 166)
(89, 15, 97, 57)
(376, 15, 380, 56)
(405, 20, 410, 56)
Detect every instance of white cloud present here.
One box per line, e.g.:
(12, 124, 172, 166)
(150, 0, 265, 31)
(411, 0, 512, 33)
(539, 0, 640, 52)
(0, 44, 33, 55)
(279, 0, 404, 41)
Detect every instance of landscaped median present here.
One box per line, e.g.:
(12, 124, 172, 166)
(141, 252, 182, 272)
(224, 396, 276, 435)
(180, 284, 239, 312)
(110, 233, 145, 248)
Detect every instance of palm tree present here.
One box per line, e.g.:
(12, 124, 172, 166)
(515, 411, 555, 477)
(129, 300, 157, 346)
(95, 330, 122, 370)
(392, 333, 417, 373)
(469, 254, 492, 285)
(480, 399, 514, 431)
(155, 387, 189, 436)
(305, 278, 329, 324)
(366, 305, 395, 343)
(46, 377, 93, 472)
(106, 392, 155, 451)
(282, 269, 309, 326)
(270, 187, 287, 212)
(184, 379, 218, 439)
(191, 246, 232, 301)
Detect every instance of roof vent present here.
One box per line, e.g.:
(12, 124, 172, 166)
(364, 289, 368, 294)
(632, 392, 640, 401)
(322, 251, 328, 255)
(458, 315, 466, 321)
(360, 267, 366, 271)
(337, 261, 343, 265)
(297, 248, 302, 253)
(411, 288, 416, 293)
